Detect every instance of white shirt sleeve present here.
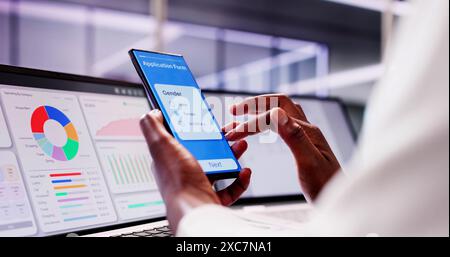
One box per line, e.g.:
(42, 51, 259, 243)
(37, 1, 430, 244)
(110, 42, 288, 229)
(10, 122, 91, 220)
(178, 0, 449, 237)
(177, 204, 309, 237)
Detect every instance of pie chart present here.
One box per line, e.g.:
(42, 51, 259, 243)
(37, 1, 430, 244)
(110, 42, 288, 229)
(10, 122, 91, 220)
(31, 106, 79, 161)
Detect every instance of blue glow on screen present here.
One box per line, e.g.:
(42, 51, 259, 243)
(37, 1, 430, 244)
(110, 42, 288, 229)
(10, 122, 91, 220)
(132, 50, 241, 174)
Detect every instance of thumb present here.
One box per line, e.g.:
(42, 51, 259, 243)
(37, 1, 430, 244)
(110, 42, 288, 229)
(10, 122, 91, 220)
(270, 108, 319, 164)
(140, 110, 174, 155)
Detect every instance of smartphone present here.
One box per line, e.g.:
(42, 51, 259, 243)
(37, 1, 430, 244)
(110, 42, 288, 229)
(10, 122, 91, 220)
(129, 49, 241, 180)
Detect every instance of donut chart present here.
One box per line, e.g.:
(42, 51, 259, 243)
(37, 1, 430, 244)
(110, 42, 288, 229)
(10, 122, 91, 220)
(31, 106, 79, 161)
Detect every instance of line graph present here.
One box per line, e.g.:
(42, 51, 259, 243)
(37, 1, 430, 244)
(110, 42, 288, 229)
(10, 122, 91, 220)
(95, 118, 142, 137)
(80, 96, 150, 141)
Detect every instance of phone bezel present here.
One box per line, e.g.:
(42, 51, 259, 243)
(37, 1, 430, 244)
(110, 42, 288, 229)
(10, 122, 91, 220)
(128, 49, 240, 180)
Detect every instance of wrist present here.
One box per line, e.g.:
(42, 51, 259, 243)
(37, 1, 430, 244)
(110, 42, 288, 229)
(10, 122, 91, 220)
(162, 188, 220, 232)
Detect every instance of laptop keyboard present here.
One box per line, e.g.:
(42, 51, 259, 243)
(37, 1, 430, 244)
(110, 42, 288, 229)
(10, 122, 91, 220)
(110, 225, 173, 237)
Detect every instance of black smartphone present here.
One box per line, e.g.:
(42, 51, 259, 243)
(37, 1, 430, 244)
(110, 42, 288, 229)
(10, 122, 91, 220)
(129, 49, 241, 180)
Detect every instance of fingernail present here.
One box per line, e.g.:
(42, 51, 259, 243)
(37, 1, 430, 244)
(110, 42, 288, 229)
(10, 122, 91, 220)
(278, 110, 289, 125)
(150, 109, 160, 115)
(225, 131, 234, 139)
(140, 114, 150, 129)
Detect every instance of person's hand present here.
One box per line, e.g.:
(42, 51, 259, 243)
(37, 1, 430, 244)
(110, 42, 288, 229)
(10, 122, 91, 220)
(225, 94, 341, 202)
(140, 110, 251, 232)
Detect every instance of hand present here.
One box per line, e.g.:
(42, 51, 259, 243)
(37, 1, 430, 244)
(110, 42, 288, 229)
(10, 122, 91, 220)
(225, 94, 341, 202)
(140, 110, 251, 232)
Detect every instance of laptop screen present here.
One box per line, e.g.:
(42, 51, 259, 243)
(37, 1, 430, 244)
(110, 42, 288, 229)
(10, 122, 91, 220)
(205, 92, 355, 199)
(0, 66, 165, 237)
(0, 66, 355, 236)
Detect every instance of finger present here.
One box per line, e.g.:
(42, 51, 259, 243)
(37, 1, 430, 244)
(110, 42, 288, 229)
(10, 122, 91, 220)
(272, 108, 321, 165)
(229, 94, 284, 115)
(216, 168, 252, 206)
(140, 110, 177, 165)
(231, 140, 248, 159)
(230, 94, 305, 121)
(294, 119, 334, 153)
(294, 103, 309, 123)
(225, 110, 272, 141)
(222, 121, 240, 133)
(225, 106, 313, 142)
(140, 110, 170, 144)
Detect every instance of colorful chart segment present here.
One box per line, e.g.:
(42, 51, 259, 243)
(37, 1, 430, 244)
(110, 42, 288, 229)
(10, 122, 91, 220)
(31, 106, 79, 161)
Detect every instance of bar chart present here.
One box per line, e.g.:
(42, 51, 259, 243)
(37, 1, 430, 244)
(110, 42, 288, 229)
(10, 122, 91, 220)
(114, 192, 165, 220)
(27, 167, 117, 232)
(50, 171, 92, 220)
(96, 142, 157, 194)
(106, 154, 153, 186)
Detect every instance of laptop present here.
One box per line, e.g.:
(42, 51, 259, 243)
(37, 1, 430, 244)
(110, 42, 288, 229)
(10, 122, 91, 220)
(205, 91, 356, 223)
(0, 65, 170, 237)
(0, 65, 355, 237)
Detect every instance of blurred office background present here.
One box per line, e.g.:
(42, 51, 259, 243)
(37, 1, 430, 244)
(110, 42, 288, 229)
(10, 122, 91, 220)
(0, 0, 411, 135)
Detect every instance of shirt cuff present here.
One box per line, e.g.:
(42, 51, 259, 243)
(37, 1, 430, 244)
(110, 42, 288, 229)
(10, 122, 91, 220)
(176, 204, 306, 237)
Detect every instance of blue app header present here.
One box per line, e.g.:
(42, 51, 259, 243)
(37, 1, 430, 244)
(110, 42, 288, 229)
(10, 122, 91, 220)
(133, 50, 197, 87)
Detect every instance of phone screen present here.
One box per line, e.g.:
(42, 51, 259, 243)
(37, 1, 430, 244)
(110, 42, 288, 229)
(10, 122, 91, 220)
(130, 50, 241, 176)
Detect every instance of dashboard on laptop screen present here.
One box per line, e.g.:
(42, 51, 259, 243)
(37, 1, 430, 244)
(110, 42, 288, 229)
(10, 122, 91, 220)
(0, 66, 355, 236)
(0, 68, 165, 236)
